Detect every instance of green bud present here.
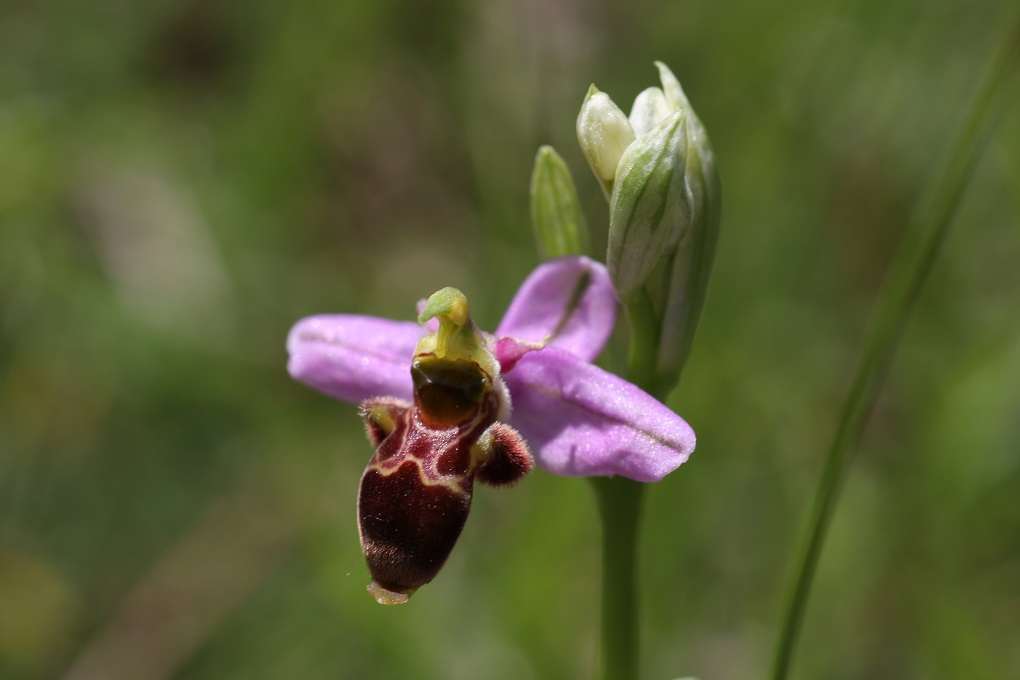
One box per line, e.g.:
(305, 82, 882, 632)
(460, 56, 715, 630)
(606, 108, 692, 299)
(654, 65, 721, 390)
(576, 85, 636, 200)
(573, 60, 719, 381)
(529, 145, 590, 259)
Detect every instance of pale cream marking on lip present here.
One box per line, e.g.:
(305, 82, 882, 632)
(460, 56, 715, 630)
(364, 392, 498, 496)
(367, 457, 469, 495)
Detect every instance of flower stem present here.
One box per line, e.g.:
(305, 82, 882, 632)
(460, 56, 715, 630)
(589, 285, 663, 680)
(769, 15, 1020, 680)
(592, 476, 645, 680)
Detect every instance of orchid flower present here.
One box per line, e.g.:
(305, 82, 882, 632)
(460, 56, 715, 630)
(286, 256, 696, 602)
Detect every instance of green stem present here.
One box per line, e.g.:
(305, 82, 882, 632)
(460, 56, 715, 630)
(592, 476, 645, 680)
(590, 285, 663, 680)
(769, 15, 1020, 680)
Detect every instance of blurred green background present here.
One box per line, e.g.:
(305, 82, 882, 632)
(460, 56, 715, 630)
(1, 0, 1018, 678)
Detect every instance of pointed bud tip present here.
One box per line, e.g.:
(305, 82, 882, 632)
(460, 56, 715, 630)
(654, 60, 679, 89)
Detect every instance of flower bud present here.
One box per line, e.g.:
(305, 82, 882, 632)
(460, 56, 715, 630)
(576, 85, 636, 199)
(574, 61, 718, 370)
(606, 108, 692, 299)
(654, 63, 721, 390)
(629, 86, 672, 137)
(529, 145, 590, 259)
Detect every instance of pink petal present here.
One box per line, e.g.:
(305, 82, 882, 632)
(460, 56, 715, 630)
(504, 347, 695, 482)
(496, 256, 617, 362)
(287, 315, 420, 403)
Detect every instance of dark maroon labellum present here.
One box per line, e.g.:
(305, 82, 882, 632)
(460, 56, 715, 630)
(357, 355, 533, 604)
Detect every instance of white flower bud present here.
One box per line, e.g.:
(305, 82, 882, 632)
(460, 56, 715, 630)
(576, 85, 636, 198)
(629, 86, 672, 137)
(606, 109, 692, 298)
